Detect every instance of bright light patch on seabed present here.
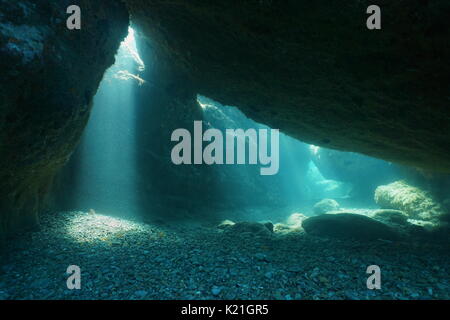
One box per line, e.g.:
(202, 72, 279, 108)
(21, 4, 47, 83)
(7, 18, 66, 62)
(65, 213, 146, 243)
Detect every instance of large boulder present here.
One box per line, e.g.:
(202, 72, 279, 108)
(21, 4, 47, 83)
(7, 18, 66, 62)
(374, 181, 445, 223)
(313, 199, 340, 215)
(273, 213, 308, 235)
(302, 213, 398, 241)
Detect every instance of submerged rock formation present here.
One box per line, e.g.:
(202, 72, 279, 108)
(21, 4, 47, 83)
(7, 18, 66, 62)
(374, 180, 446, 225)
(125, 0, 450, 172)
(302, 213, 399, 241)
(0, 0, 129, 241)
(313, 199, 340, 215)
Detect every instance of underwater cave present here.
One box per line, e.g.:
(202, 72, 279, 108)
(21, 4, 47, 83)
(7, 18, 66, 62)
(0, 0, 449, 302)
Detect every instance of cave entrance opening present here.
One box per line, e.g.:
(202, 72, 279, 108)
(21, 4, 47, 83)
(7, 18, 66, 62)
(195, 95, 402, 223)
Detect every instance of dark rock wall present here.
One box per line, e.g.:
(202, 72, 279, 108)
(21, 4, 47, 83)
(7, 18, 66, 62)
(126, 0, 450, 171)
(0, 0, 129, 241)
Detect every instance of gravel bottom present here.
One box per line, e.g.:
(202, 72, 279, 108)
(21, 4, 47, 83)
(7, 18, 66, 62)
(0, 210, 448, 300)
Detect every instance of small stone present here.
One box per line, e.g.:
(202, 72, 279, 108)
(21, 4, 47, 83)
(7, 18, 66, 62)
(274, 291, 284, 300)
(294, 293, 303, 300)
(254, 253, 269, 262)
(318, 276, 329, 284)
(134, 290, 147, 298)
(30, 278, 50, 289)
(0, 291, 10, 300)
(286, 266, 302, 273)
(344, 290, 358, 300)
(313, 199, 340, 215)
(436, 283, 446, 290)
(211, 286, 222, 296)
(310, 267, 320, 278)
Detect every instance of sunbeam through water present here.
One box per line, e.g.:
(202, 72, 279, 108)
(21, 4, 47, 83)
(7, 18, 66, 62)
(71, 27, 145, 219)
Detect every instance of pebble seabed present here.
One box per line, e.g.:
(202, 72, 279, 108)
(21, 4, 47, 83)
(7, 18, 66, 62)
(0, 211, 448, 300)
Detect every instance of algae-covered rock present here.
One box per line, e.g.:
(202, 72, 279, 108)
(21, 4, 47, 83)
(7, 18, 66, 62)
(273, 213, 308, 235)
(374, 181, 445, 223)
(273, 223, 290, 233)
(262, 222, 274, 233)
(313, 199, 340, 215)
(302, 213, 398, 241)
(286, 213, 308, 228)
(217, 220, 235, 229)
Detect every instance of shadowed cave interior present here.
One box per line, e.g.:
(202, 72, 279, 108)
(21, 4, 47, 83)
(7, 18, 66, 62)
(0, 0, 449, 300)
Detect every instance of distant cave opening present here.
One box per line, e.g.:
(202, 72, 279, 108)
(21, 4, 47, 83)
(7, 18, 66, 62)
(195, 95, 402, 223)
